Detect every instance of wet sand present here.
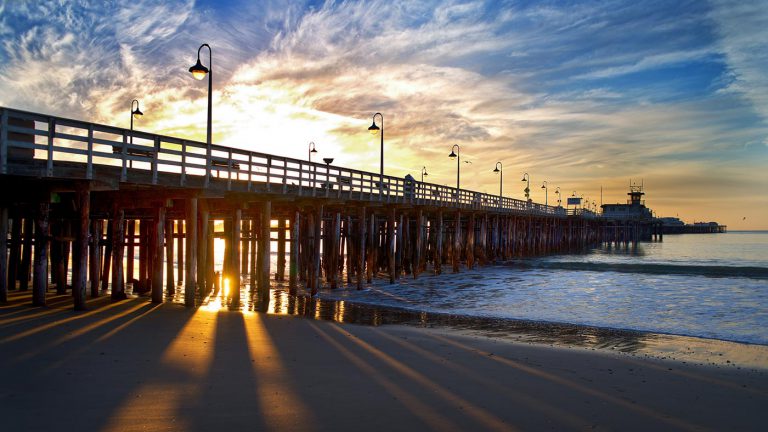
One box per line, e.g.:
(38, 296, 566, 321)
(1, 291, 766, 431)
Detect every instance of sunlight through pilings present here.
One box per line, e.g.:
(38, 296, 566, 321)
(427, 333, 705, 432)
(325, 324, 514, 432)
(373, 329, 588, 429)
(308, 322, 461, 432)
(9, 300, 155, 365)
(101, 309, 218, 432)
(0, 300, 132, 344)
(243, 314, 316, 429)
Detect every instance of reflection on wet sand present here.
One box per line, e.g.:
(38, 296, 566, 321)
(186, 282, 768, 370)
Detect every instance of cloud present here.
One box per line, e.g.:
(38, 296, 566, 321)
(708, 0, 768, 143)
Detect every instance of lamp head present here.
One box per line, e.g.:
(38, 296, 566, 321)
(541, 184, 545, 189)
(449, 150, 457, 158)
(521, 176, 526, 181)
(310, 148, 317, 153)
(493, 167, 500, 173)
(368, 120, 380, 135)
(189, 59, 209, 80)
(132, 108, 143, 119)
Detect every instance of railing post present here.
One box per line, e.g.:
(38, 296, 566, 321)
(282, 159, 288, 195)
(266, 156, 272, 193)
(46, 117, 55, 177)
(204, 144, 211, 188)
(86, 124, 93, 179)
(247, 152, 253, 192)
(0, 109, 7, 174)
(152, 136, 159, 184)
(120, 132, 127, 182)
(226, 149, 232, 191)
(180, 140, 187, 186)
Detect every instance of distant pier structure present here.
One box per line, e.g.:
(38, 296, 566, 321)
(600, 181, 664, 243)
(0, 106, 609, 308)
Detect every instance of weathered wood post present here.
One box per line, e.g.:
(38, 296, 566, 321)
(387, 207, 396, 284)
(165, 219, 175, 295)
(414, 208, 424, 278)
(32, 200, 50, 306)
(452, 211, 461, 273)
(150, 205, 165, 303)
(357, 206, 366, 290)
(259, 201, 272, 303)
(329, 211, 341, 289)
(184, 198, 197, 307)
(89, 219, 101, 297)
(395, 213, 403, 278)
(20, 217, 33, 291)
(345, 215, 353, 284)
(206, 219, 215, 296)
(289, 210, 300, 294)
(197, 203, 209, 295)
(435, 210, 443, 275)
(0, 206, 8, 302)
(177, 220, 184, 283)
(7, 212, 21, 292)
(466, 213, 475, 270)
(231, 208, 242, 308)
(241, 219, 250, 279)
(366, 213, 375, 283)
(72, 187, 90, 310)
(100, 219, 112, 291)
(276, 217, 286, 281)
(311, 204, 322, 295)
(110, 204, 126, 300)
(138, 220, 148, 288)
(126, 219, 135, 285)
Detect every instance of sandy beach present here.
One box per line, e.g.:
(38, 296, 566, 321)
(1, 291, 766, 432)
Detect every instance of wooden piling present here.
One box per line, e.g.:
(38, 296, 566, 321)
(32, 201, 50, 306)
(259, 201, 272, 303)
(20, 217, 33, 291)
(197, 205, 209, 295)
(100, 219, 112, 292)
(0, 206, 8, 302)
(435, 210, 443, 275)
(276, 217, 286, 281)
(72, 187, 89, 310)
(357, 206, 366, 290)
(89, 219, 101, 297)
(126, 219, 135, 285)
(387, 207, 396, 284)
(165, 218, 175, 295)
(414, 208, 424, 278)
(184, 198, 197, 307)
(289, 210, 299, 294)
(452, 211, 461, 273)
(110, 205, 126, 300)
(7, 213, 21, 291)
(232, 208, 242, 308)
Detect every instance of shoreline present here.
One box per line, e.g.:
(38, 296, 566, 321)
(260, 291, 768, 371)
(1, 291, 766, 431)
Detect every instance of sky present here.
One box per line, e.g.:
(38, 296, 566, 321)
(0, 0, 766, 229)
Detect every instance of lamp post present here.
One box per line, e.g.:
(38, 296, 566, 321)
(521, 172, 530, 201)
(421, 166, 428, 183)
(308, 141, 317, 162)
(368, 113, 384, 190)
(541, 181, 548, 206)
(555, 187, 561, 207)
(448, 144, 460, 190)
(493, 162, 503, 208)
(130, 99, 143, 145)
(189, 43, 213, 182)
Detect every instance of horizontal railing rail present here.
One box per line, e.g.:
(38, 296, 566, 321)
(0, 106, 583, 216)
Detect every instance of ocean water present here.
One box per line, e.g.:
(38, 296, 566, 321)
(317, 232, 768, 345)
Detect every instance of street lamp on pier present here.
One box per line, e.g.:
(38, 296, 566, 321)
(448, 144, 460, 190)
(308, 141, 317, 162)
(130, 99, 143, 145)
(189, 43, 213, 182)
(521, 172, 530, 201)
(555, 187, 562, 207)
(421, 166, 428, 183)
(493, 162, 503, 208)
(541, 181, 548, 206)
(368, 113, 384, 190)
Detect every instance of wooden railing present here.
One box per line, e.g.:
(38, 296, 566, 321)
(1, 106, 577, 216)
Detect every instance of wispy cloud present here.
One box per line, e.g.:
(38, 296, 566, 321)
(0, 0, 765, 228)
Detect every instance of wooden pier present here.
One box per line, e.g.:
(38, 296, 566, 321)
(1, 106, 610, 309)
